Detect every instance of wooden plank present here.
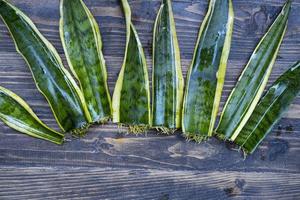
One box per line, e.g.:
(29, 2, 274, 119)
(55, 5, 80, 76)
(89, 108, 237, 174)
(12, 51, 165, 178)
(0, 0, 298, 175)
(0, 0, 299, 199)
(0, 118, 299, 171)
(0, 167, 299, 200)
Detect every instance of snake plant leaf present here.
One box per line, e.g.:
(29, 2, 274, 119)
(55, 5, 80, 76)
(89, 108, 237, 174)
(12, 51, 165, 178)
(235, 61, 300, 154)
(112, 0, 151, 133)
(60, 0, 112, 124)
(182, 0, 234, 141)
(0, 0, 92, 135)
(216, 0, 291, 140)
(0, 86, 64, 144)
(152, 0, 184, 134)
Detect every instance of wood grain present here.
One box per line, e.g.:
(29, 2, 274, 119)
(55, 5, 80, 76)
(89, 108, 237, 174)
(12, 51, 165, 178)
(0, 167, 299, 200)
(0, 0, 299, 199)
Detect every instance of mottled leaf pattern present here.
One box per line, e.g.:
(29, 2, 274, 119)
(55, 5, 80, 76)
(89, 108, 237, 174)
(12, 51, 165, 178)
(152, 0, 184, 133)
(182, 0, 234, 141)
(0, 86, 64, 144)
(216, 0, 291, 140)
(112, 0, 150, 132)
(60, 0, 112, 123)
(235, 61, 300, 154)
(0, 0, 92, 135)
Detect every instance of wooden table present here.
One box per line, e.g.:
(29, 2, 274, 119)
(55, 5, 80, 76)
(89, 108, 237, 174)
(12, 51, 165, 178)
(0, 0, 299, 199)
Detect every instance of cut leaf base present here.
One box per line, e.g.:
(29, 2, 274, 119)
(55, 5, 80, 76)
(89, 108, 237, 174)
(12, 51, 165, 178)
(154, 126, 177, 135)
(183, 132, 209, 143)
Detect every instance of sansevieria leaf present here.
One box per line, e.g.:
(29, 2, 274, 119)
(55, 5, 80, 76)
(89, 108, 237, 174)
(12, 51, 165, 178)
(182, 0, 234, 141)
(216, 0, 291, 140)
(60, 0, 112, 123)
(0, 86, 64, 144)
(152, 0, 184, 133)
(0, 0, 92, 135)
(112, 0, 151, 133)
(235, 61, 300, 154)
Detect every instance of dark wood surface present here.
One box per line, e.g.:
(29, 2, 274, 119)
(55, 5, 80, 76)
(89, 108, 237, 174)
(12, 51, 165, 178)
(0, 0, 299, 199)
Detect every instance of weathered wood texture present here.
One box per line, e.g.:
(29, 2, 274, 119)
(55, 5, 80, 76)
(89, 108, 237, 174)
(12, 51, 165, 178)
(1, 167, 300, 200)
(0, 0, 299, 199)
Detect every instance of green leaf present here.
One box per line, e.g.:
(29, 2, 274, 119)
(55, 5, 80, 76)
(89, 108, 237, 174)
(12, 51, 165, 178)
(60, 0, 112, 124)
(0, 86, 64, 144)
(216, 0, 291, 140)
(235, 61, 300, 154)
(182, 0, 234, 141)
(112, 0, 151, 133)
(0, 0, 92, 135)
(152, 0, 184, 133)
